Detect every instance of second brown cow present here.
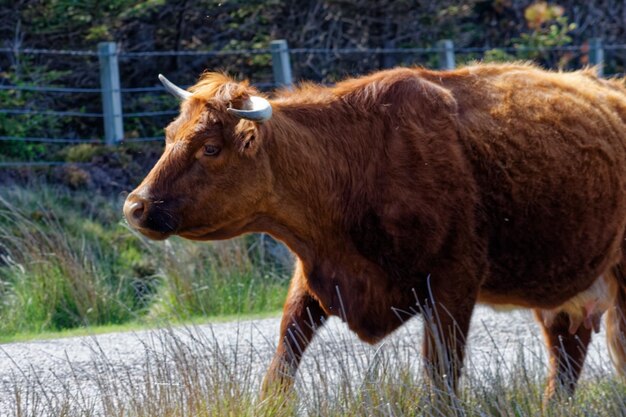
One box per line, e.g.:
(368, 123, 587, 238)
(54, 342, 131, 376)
(124, 63, 626, 400)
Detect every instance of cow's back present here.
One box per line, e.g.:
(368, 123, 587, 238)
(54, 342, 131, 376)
(438, 65, 626, 308)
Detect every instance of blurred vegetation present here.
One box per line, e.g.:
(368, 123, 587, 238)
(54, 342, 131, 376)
(0, 57, 66, 159)
(0, 182, 290, 336)
(482, 2, 578, 68)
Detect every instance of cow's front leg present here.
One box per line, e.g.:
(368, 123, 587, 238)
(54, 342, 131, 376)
(533, 309, 593, 403)
(261, 260, 327, 397)
(419, 273, 478, 394)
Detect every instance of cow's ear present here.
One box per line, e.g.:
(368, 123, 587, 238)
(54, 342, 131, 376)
(233, 121, 262, 155)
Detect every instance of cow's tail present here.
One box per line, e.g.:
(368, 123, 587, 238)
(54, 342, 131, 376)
(606, 259, 626, 379)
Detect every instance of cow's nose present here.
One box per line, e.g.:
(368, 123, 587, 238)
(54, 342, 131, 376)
(128, 200, 145, 221)
(124, 193, 149, 227)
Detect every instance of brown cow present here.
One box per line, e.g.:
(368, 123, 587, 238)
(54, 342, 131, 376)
(124, 63, 626, 400)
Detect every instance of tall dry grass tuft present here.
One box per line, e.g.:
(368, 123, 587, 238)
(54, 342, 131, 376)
(5, 318, 626, 417)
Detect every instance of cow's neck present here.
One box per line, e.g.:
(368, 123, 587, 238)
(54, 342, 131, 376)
(256, 105, 381, 265)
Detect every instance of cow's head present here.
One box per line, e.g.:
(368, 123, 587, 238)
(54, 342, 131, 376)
(123, 73, 274, 241)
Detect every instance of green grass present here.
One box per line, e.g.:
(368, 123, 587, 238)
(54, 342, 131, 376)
(0, 309, 282, 344)
(0, 182, 290, 338)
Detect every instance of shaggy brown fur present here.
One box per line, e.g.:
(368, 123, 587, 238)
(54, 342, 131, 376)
(124, 63, 626, 400)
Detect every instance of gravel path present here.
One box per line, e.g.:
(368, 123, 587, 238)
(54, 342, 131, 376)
(0, 305, 615, 415)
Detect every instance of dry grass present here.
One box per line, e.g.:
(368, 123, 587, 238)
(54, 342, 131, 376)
(5, 319, 626, 417)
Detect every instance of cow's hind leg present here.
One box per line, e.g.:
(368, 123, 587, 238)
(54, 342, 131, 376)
(261, 261, 327, 397)
(533, 309, 593, 401)
(606, 261, 626, 378)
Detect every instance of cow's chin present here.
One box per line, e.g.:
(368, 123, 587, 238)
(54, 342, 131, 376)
(133, 227, 173, 241)
(132, 226, 229, 241)
(178, 227, 241, 241)
(178, 219, 252, 241)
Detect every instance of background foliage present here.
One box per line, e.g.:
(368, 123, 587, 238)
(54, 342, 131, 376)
(2, 1, 625, 86)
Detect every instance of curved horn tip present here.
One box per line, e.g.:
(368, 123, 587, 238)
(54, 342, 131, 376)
(227, 96, 273, 122)
(158, 74, 192, 101)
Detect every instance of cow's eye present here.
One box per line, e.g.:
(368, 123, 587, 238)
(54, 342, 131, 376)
(204, 145, 221, 156)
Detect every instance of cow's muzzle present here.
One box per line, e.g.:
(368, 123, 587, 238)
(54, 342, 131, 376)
(124, 191, 179, 238)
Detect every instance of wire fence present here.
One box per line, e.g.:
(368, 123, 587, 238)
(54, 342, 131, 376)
(2, 39, 626, 167)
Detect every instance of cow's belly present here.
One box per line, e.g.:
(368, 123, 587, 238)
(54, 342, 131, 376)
(477, 225, 622, 310)
(478, 257, 616, 310)
(477, 182, 625, 309)
(480, 273, 618, 334)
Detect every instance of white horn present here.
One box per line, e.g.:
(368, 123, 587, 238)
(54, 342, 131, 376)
(158, 74, 192, 100)
(227, 96, 272, 122)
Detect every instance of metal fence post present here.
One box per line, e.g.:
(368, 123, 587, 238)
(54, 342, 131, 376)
(98, 42, 124, 144)
(589, 38, 604, 77)
(270, 39, 293, 88)
(437, 39, 455, 70)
